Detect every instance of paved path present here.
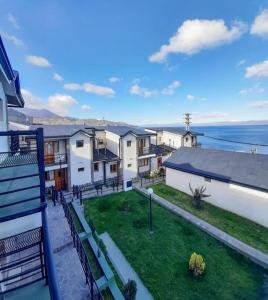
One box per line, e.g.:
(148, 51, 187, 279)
(100, 232, 154, 300)
(134, 186, 268, 270)
(47, 202, 90, 300)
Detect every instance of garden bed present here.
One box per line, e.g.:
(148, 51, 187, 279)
(84, 191, 268, 300)
(151, 183, 268, 254)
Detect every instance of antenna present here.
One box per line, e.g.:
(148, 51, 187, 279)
(184, 113, 191, 131)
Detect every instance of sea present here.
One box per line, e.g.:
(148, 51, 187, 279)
(191, 125, 268, 155)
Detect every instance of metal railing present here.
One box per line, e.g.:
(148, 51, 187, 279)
(44, 153, 67, 165)
(137, 146, 154, 156)
(60, 193, 103, 300)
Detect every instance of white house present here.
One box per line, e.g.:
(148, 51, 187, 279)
(145, 127, 203, 172)
(163, 147, 268, 228)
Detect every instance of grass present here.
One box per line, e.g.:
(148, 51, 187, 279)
(84, 190, 268, 300)
(151, 183, 268, 254)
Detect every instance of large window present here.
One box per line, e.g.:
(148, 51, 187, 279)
(76, 140, 84, 148)
(138, 158, 149, 167)
(110, 164, 117, 173)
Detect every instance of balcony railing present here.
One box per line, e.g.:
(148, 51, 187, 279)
(44, 153, 67, 165)
(137, 146, 154, 156)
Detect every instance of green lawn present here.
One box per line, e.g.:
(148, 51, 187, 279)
(84, 191, 268, 300)
(151, 183, 268, 254)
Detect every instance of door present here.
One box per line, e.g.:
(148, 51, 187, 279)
(44, 142, 54, 164)
(157, 157, 162, 169)
(54, 168, 66, 190)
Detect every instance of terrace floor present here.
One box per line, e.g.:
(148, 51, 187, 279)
(84, 190, 268, 300)
(3, 280, 50, 300)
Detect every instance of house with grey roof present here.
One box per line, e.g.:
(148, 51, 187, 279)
(163, 147, 268, 228)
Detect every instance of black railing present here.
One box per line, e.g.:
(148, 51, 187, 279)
(0, 227, 45, 294)
(44, 153, 67, 165)
(137, 146, 154, 156)
(140, 173, 166, 187)
(60, 194, 103, 300)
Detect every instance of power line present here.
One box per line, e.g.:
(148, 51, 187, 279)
(203, 135, 268, 147)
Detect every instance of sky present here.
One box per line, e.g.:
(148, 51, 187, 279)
(1, 0, 268, 125)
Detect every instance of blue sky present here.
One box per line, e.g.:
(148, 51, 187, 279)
(1, 0, 268, 125)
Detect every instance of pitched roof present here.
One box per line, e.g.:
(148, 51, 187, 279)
(29, 125, 94, 138)
(151, 144, 175, 156)
(164, 147, 268, 192)
(147, 127, 203, 136)
(100, 126, 154, 137)
(93, 148, 119, 162)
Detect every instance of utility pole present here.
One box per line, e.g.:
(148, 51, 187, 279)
(184, 113, 191, 131)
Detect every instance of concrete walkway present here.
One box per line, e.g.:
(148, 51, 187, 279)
(135, 186, 268, 270)
(100, 232, 154, 300)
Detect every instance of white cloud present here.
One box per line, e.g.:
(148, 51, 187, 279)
(130, 84, 157, 98)
(149, 19, 247, 63)
(187, 94, 195, 100)
(53, 73, 63, 82)
(239, 85, 265, 95)
(81, 104, 91, 111)
(192, 111, 229, 123)
(1, 32, 24, 47)
(8, 14, 19, 29)
(248, 100, 268, 108)
(236, 59, 246, 67)
(21, 89, 45, 109)
(109, 77, 121, 83)
(47, 94, 78, 116)
(245, 60, 268, 78)
(161, 80, 181, 95)
(64, 82, 115, 97)
(21, 89, 78, 116)
(250, 9, 268, 38)
(130, 80, 181, 98)
(25, 55, 52, 67)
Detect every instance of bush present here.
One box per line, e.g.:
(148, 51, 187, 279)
(123, 279, 137, 300)
(132, 217, 147, 229)
(97, 200, 111, 212)
(189, 252, 206, 277)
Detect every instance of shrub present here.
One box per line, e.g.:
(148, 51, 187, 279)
(189, 252, 206, 277)
(97, 200, 111, 212)
(132, 218, 147, 229)
(123, 279, 137, 300)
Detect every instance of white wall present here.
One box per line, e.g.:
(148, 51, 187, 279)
(0, 82, 8, 152)
(95, 130, 106, 149)
(161, 131, 183, 148)
(166, 167, 268, 228)
(106, 162, 118, 179)
(69, 132, 92, 186)
(105, 131, 120, 156)
(151, 154, 171, 171)
(122, 133, 138, 180)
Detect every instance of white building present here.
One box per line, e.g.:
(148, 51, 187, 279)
(164, 147, 268, 228)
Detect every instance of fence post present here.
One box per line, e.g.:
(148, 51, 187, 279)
(141, 177, 143, 187)
(79, 189, 83, 206)
(101, 184, 103, 195)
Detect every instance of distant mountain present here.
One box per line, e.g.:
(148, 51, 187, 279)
(11, 107, 129, 126)
(13, 107, 59, 118)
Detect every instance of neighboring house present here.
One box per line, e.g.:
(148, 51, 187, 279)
(163, 147, 268, 228)
(145, 127, 203, 171)
(0, 36, 59, 297)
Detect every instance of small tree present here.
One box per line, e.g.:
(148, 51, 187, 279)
(123, 280, 137, 300)
(189, 184, 210, 209)
(189, 252, 206, 277)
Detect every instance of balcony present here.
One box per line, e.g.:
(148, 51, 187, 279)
(137, 146, 155, 158)
(44, 153, 67, 166)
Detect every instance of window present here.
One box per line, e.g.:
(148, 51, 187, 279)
(204, 177, 211, 182)
(110, 164, 117, 173)
(127, 140, 131, 147)
(98, 139, 104, 145)
(127, 164, 132, 168)
(94, 163, 99, 172)
(0, 99, 3, 121)
(138, 158, 149, 167)
(185, 137, 189, 142)
(76, 140, 84, 148)
(45, 170, 54, 181)
(78, 167, 84, 172)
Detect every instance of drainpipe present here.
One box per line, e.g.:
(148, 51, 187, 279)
(103, 161, 106, 185)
